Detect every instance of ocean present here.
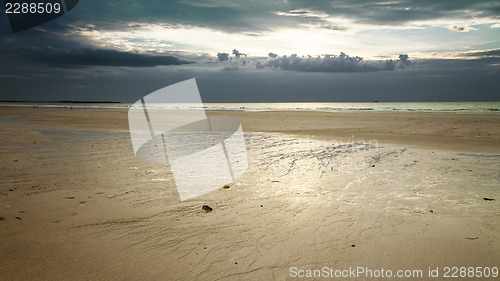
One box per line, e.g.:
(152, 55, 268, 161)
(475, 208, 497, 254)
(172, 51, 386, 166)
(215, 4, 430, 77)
(1, 101, 500, 113)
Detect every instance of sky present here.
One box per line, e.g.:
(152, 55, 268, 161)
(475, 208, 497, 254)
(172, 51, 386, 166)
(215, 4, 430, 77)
(0, 0, 499, 102)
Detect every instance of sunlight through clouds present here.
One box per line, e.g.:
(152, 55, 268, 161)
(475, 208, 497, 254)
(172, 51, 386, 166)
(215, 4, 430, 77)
(70, 19, 499, 60)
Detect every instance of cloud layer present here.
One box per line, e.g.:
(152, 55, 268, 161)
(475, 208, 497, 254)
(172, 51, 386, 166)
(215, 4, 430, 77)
(7, 47, 191, 67)
(0, 0, 498, 102)
(64, 0, 500, 33)
(217, 50, 411, 73)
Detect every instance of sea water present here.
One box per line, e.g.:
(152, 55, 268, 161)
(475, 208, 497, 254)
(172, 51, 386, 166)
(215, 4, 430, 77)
(1, 101, 500, 113)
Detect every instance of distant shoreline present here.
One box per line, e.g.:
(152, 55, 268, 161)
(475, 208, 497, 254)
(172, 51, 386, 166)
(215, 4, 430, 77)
(0, 101, 121, 104)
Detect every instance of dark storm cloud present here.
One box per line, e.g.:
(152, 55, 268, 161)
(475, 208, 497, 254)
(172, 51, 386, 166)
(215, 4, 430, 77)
(461, 49, 500, 58)
(217, 52, 230, 62)
(258, 53, 411, 72)
(214, 50, 499, 76)
(293, 0, 500, 26)
(414, 56, 500, 71)
(63, 0, 266, 33)
(1, 51, 498, 102)
(0, 21, 191, 67)
(196, 63, 500, 102)
(218, 52, 412, 73)
(24, 0, 498, 34)
(5, 47, 192, 67)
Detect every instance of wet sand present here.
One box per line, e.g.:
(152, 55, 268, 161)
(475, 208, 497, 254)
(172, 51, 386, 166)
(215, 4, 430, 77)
(1, 106, 499, 280)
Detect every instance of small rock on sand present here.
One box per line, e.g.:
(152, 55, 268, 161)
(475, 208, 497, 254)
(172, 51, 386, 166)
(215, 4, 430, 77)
(223, 185, 230, 189)
(483, 197, 495, 201)
(0, 216, 5, 221)
(202, 205, 213, 213)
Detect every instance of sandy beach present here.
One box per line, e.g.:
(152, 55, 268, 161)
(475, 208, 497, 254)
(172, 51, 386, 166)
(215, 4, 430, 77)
(1, 106, 499, 280)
